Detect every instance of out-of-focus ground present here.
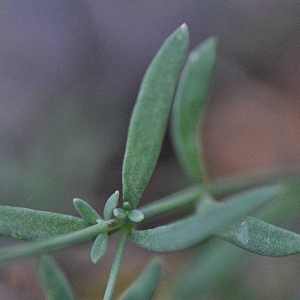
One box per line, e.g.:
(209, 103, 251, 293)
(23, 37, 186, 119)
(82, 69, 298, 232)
(1, 1, 300, 299)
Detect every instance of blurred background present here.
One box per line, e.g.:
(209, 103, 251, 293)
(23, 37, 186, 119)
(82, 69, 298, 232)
(1, 1, 300, 299)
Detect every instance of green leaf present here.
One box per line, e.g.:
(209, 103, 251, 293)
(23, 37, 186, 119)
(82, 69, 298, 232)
(130, 185, 283, 252)
(119, 258, 163, 300)
(113, 208, 127, 219)
(91, 233, 108, 263)
(123, 202, 131, 212)
(128, 210, 145, 223)
(38, 255, 75, 300)
(173, 239, 247, 300)
(218, 216, 300, 257)
(122, 24, 189, 208)
(0, 206, 88, 241)
(73, 198, 102, 224)
(171, 37, 217, 183)
(104, 191, 119, 220)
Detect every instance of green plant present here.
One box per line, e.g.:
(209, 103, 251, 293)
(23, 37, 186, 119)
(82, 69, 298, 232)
(1, 24, 300, 299)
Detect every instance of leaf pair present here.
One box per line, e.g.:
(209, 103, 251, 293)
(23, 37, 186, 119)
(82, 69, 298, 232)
(73, 191, 119, 224)
(0, 191, 120, 265)
(122, 24, 219, 208)
(90, 191, 120, 264)
(74, 192, 120, 263)
(132, 183, 300, 257)
(165, 30, 300, 258)
(130, 185, 283, 252)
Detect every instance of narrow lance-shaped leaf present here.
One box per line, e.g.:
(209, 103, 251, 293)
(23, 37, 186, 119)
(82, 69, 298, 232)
(103, 191, 119, 220)
(0, 206, 88, 241)
(38, 255, 75, 300)
(119, 258, 163, 300)
(91, 233, 108, 263)
(122, 24, 189, 208)
(173, 181, 300, 299)
(73, 198, 102, 224)
(130, 185, 283, 252)
(218, 216, 300, 257)
(171, 37, 217, 183)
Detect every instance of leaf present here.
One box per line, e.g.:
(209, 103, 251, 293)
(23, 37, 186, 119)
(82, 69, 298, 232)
(113, 208, 127, 219)
(130, 185, 283, 252)
(103, 191, 119, 220)
(0, 206, 88, 241)
(173, 239, 247, 300)
(128, 210, 144, 223)
(122, 24, 189, 208)
(171, 37, 217, 183)
(73, 198, 102, 224)
(91, 233, 108, 263)
(123, 202, 131, 212)
(38, 255, 75, 300)
(218, 216, 300, 257)
(119, 258, 163, 300)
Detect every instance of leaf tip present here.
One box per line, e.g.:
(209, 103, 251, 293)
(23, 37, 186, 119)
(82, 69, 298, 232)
(180, 23, 188, 30)
(72, 198, 80, 204)
(91, 233, 108, 264)
(177, 23, 189, 41)
(91, 256, 99, 264)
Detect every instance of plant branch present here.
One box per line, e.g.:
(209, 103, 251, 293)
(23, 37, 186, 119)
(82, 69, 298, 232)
(104, 230, 128, 300)
(0, 220, 121, 265)
(209, 167, 300, 198)
(0, 169, 299, 265)
(140, 186, 202, 221)
(139, 168, 300, 223)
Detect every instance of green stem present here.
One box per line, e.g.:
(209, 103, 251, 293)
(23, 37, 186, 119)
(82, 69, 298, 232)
(104, 230, 128, 300)
(139, 168, 300, 222)
(140, 186, 202, 221)
(209, 167, 300, 198)
(0, 220, 121, 265)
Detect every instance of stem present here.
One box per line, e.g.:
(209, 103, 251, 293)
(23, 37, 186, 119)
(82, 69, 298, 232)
(104, 230, 128, 300)
(209, 167, 300, 198)
(140, 186, 202, 221)
(139, 168, 300, 222)
(0, 220, 121, 265)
